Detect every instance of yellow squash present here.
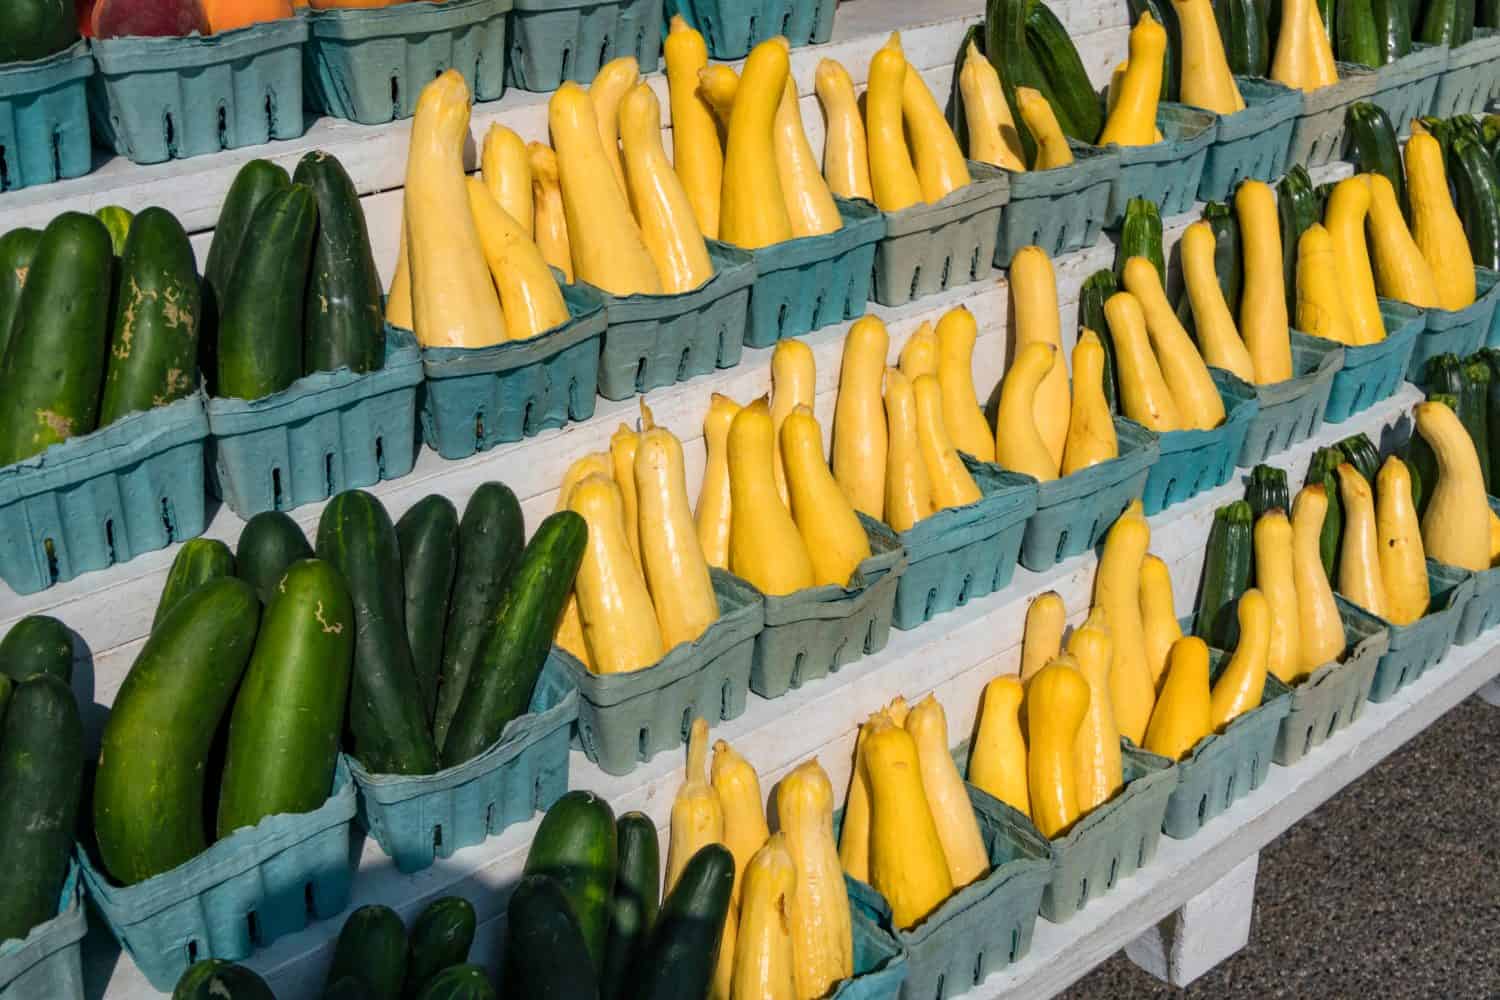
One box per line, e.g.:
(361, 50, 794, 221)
(968, 676, 1030, 816)
(697, 394, 741, 569)
(480, 123, 532, 238)
(1020, 591, 1066, 682)
(1009, 245, 1070, 468)
(721, 40, 796, 249)
(636, 423, 720, 649)
(1236, 180, 1293, 383)
(1105, 291, 1181, 430)
(619, 83, 715, 294)
(1095, 506, 1156, 744)
(1181, 221, 1256, 381)
(528, 142, 573, 282)
(1122, 255, 1225, 429)
(1173, 0, 1246, 112)
(1303, 0, 1340, 85)
(1292, 485, 1347, 674)
(1416, 400, 1491, 571)
(1062, 329, 1121, 474)
(906, 696, 990, 888)
(667, 719, 725, 891)
(775, 77, 843, 238)
(698, 64, 739, 129)
(884, 368, 936, 531)
(866, 44, 924, 211)
(864, 715, 955, 927)
(1272, 0, 1335, 89)
(1016, 87, 1075, 169)
(1139, 552, 1182, 688)
(1408, 133, 1476, 311)
(465, 178, 570, 341)
(665, 17, 723, 239)
(1098, 14, 1166, 146)
(1325, 176, 1386, 345)
(959, 41, 1026, 171)
(728, 399, 816, 594)
(913, 374, 983, 510)
(1337, 462, 1389, 619)
(816, 58, 875, 200)
(782, 406, 873, 588)
(589, 56, 639, 196)
(1375, 455, 1430, 626)
(834, 316, 890, 519)
(731, 836, 797, 1000)
(1254, 510, 1303, 684)
(1295, 223, 1351, 344)
(902, 55, 972, 202)
(569, 475, 665, 674)
(554, 452, 612, 667)
(1026, 660, 1091, 838)
(936, 307, 996, 463)
(611, 424, 642, 569)
(770, 338, 816, 506)
(1068, 609, 1123, 812)
(993, 342, 1061, 482)
(899, 321, 939, 380)
(710, 739, 769, 899)
(776, 761, 854, 998)
(1366, 172, 1439, 308)
(1209, 588, 1271, 727)
(1144, 637, 1211, 760)
(386, 220, 413, 330)
(838, 719, 875, 881)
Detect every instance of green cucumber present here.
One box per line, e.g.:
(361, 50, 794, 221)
(1462, 358, 1493, 491)
(1450, 136, 1500, 272)
(1195, 501, 1254, 647)
(1079, 269, 1121, 413)
(1345, 103, 1405, 214)
(1025, 0, 1107, 141)
(0, 212, 114, 466)
(1307, 446, 1345, 579)
(205, 161, 292, 323)
(326, 905, 407, 1000)
(154, 539, 236, 630)
(172, 960, 275, 1000)
(235, 510, 313, 605)
(522, 790, 619, 972)
(0, 228, 41, 359)
(419, 965, 499, 1000)
(1216, 0, 1272, 75)
(602, 811, 661, 997)
(396, 496, 459, 725)
(432, 483, 526, 751)
(0, 674, 82, 942)
(441, 510, 587, 767)
(1337, 0, 1383, 66)
(627, 843, 735, 1000)
(217, 559, 353, 837)
(294, 151, 385, 377)
(1278, 166, 1321, 314)
(215, 186, 317, 401)
(315, 490, 439, 776)
(1245, 464, 1290, 518)
(504, 876, 600, 1000)
(0, 614, 74, 684)
(1417, 0, 1463, 43)
(1336, 433, 1381, 483)
(1372, 0, 1414, 62)
(1116, 198, 1165, 285)
(405, 896, 478, 995)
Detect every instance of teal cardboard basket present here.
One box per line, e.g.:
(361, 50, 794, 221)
(872, 161, 1010, 307)
(0, 40, 93, 191)
(1286, 63, 1379, 168)
(1439, 497, 1500, 645)
(593, 240, 755, 400)
(77, 758, 357, 991)
(1106, 103, 1217, 225)
(1211, 335, 1344, 467)
(1336, 560, 1475, 703)
(208, 325, 422, 518)
(302, 0, 512, 124)
(1195, 76, 1302, 201)
(89, 17, 307, 164)
(1304, 299, 1423, 423)
(1142, 380, 1259, 515)
(1019, 417, 1159, 571)
(420, 281, 607, 459)
(0, 392, 209, 596)
(1273, 611, 1389, 765)
(741, 197, 883, 348)
(993, 141, 1119, 263)
(1432, 29, 1500, 117)
(0, 862, 85, 1000)
(1371, 43, 1447, 136)
(1406, 267, 1500, 380)
(351, 656, 577, 874)
(892, 457, 1038, 631)
(507, 0, 662, 91)
(665, 0, 835, 59)
(831, 884, 909, 998)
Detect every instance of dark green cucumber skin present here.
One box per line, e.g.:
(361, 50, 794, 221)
(205, 161, 291, 322)
(602, 811, 661, 998)
(217, 559, 353, 837)
(326, 905, 408, 1000)
(1215, 0, 1271, 75)
(1116, 198, 1165, 285)
(432, 484, 526, 752)
(1417, 0, 1464, 43)
(235, 510, 313, 605)
(1461, 360, 1493, 491)
(421, 964, 500, 1000)
(985, 0, 1055, 164)
(503, 876, 601, 1000)
(627, 844, 735, 1000)
(0, 675, 82, 942)
(522, 790, 619, 973)
(442, 511, 587, 767)
(153, 539, 236, 631)
(1079, 270, 1121, 413)
(1345, 103, 1406, 215)
(0, 614, 74, 684)
(1278, 166, 1320, 314)
(1195, 501, 1254, 648)
(294, 152, 385, 377)
(1024, 1, 1107, 141)
(1129, 0, 1181, 98)
(1337, 0, 1382, 66)
(215, 186, 317, 401)
(1451, 136, 1500, 272)
(0, 212, 114, 466)
(0, 676, 10, 724)
(97, 207, 201, 427)
(171, 960, 275, 1000)
(0, 0, 76, 63)
(315, 490, 439, 776)
(93, 578, 260, 885)
(405, 896, 478, 995)
(1372, 0, 1413, 62)
(396, 495, 459, 725)
(0, 228, 41, 360)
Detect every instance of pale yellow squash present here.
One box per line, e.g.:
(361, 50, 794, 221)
(1105, 291, 1181, 431)
(1337, 462, 1389, 619)
(611, 424, 642, 570)
(1181, 221, 1256, 381)
(936, 307, 996, 463)
(1416, 400, 1491, 571)
(665, 17, 723, 239)
(1062, 329, 1121, 475)
(480, 123, 533, 239)
(1122, 255, 1225, 429)
(866, 44, 924, 212)
(464, 179, 569, 341)
(993, 342, 1061, 482)
(1375, 455, 1430, 626)
(775, 76, 843, 238)
(776, 760, 854, 998)
(913, 374, 983, 510)
(906, 696, 990, 888)
(968, 676, 1030, 816)
(1408, 133, 1477, 311)
(636, 423, 720, 649)
(1144, 636, 1212, 760)
(1139, 552, 1182, 688)
(959, 41, 1026, 170)
(1236, 180, 1293, 383)
(528, 142, 574, 282)
(386, 219, 413, 330)
(1068, 609, 1124, 812)
(569, 474, 666, 674)
(696, 393, 741, 569)
(589, 56, 639, 196)
(1009, 245, 1070, 468)
(721, 40, 796, 248)
(782, 405, 874, 588)
(728, 399, 817, 594)
(1094, 506, 1156, 744)
(1173, 0, 1246, 112)
(710, 738, 769, 899)
(1292, 485, 1347, 674)
(884, 368, 936, 532)
(1325, 176, 1386, 345)
(1020, 591, 1066, 682)
(1367, 172, 1440, 309)
(834, 316, 890, 519)
(816, 58, 875, 200)
(1209, 589, 1271, 728)
(770, 338, 815, 507)
(1254, 510, 1303, 685)
(901, 55, 972, 202)
(899, 321, 939, 380)
(619, 83, 716, 293)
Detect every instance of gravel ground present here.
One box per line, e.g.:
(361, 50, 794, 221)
(1063, 694, 1500, 1000)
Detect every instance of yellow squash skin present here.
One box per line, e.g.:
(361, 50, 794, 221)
(710, 739, 769, 899)
(1408, 134, 1477, 311)
(1236, 180, 1293, 383)
(1210, 588, 1271, 728)
(732, 835, 798, 1000)
(667, 720, 735, 999)
(1020, 591, 1066, 682)
(1068, 609, 1123, 813)
(993, 342, 1061, 482)
(550, 82, 663, 296)
(936, 307, 996, 462)
(1139, 552, 1182, 688)
(816, 59, 875, 202)
(1325, 176, 1386, 345)
(698, 64, 739, 129)
(1098, 13, 1166, 146)
(1254, 510, 1303, 684)
(834, 317, 889, 519)
(913, 374, 983, 510)
(1303, 0, 1340, 85)
(864, 716, 955, 928)
(554, 452, 612, 669)
(405, 71, 506, 349)
(782, 406, 874, 587)
(1105, 291, 1181, 430)
(1107, 61, 1128, 116)
(1295, 223, 1352, 344)
(1416, 400, 1491, 571)
(906, 696, 990, 888)
(1272, 0, 1330, 90)
(775, 76, 843, 238)
(1016, 87, 1075, 168)
(1122, 256, 1226, 430)
(1026, 660, 1091, 838)
(770, 338, 816, 506)
(1009, 246, 1070, 468)
(386, 220, 412, 329)
(570, 474, 667, 673)
(1337, 462, 1389, 619)
(1144, 637, 1212, 760)
(1366, 172, 1439, 309)
(866, 44, 925, 211)
(1173, 0, 1246, 112)
(969, 676, 1030, 816)
(728, 399, 817, 594)
(721, 40, 796, 249)
(697, 393, 741, 569)
(1292, 485, 1347, 674)
(527, 142, 574, 282)
(665, 17, 723, 239)
(1375, 456, 1431, 626)
(902, 56, 972, 202)
(619, 83, 716, 294)
(776, 761, 854, 998)
(1063, 330, 1121, 474)
(480, 123, 533, 239)
(884, 368, 936, 532)
(899, 321, 939, 380)
(465, 178, 570, 341)
(1181, 221, 1256, 381)
(589, 56, 639, 196)
(838, 719, 875, 881)
(611, 424, 643, 570)
(960, 42, 1026, 171)
(1094, 507, 1156, 744)
(636, 424, 720, 649)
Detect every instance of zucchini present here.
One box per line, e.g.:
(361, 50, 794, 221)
(1345, 103, 1405, 215)
(441, 510, 587, 766)
(1026, 0, 1108, 141)
(1372, 0, 1414, 61)
(326, 905, 408, 1000)
(396, 496, 459, 725)
(217, 559, 353, 836)
(0, 675, 82, 942)
(419, 965, 499, 1000)
(1336, 433, 1380, 483)
(0, 228, 41, 360)
(0, 614, 74, 684)
(602, 811, 661, 997)
(433, 483, 526, 752)
(93, 577, 260, 885)
(1461, 357, 1493, 491)
(235, 510, 312, 605)
(1424, 352, 1465, 397)
(405, 896, 477, 996)
(315, 490, 439, 776)
(1450, 135, 1500, 271)
(1278, 166, 1321, 314)
(1337, 0, 1383, 66)
(522, 790, 619, 972)
(172, 960, 275, 1000)
(1307, 446, 1346, 579)
(1079, 269, 1122, 413)
(1417, 0, 1465, 44)
(1195, 501, 1254, 647)
(215, 185, 317, 401)
(153, 539, 236, 631)
(1245, 464, 1290, 517)
(985, 0, 1056, 164)
(1215, 0, 1272, 75)
(294, 152, 385, 376)
(503, 876, 600, 1000)
(627, 843, 736, 1000)
(1477, 349, 1500, 487)
(1116, 198, 1166, 285)
(0, 212, 114, 466)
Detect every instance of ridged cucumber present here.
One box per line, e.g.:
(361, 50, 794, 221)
(153, 539, 236, 630)
(0, 614, 74, 684)
(503, 876, 601, 999)
(405, 896, 477, 995)
(326, 905, 407, 1000)
(294, 151, 385, 376)
(522, 790, 619, 972)
(396, 495, 459, 725)
(235, 510, 312, 605)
